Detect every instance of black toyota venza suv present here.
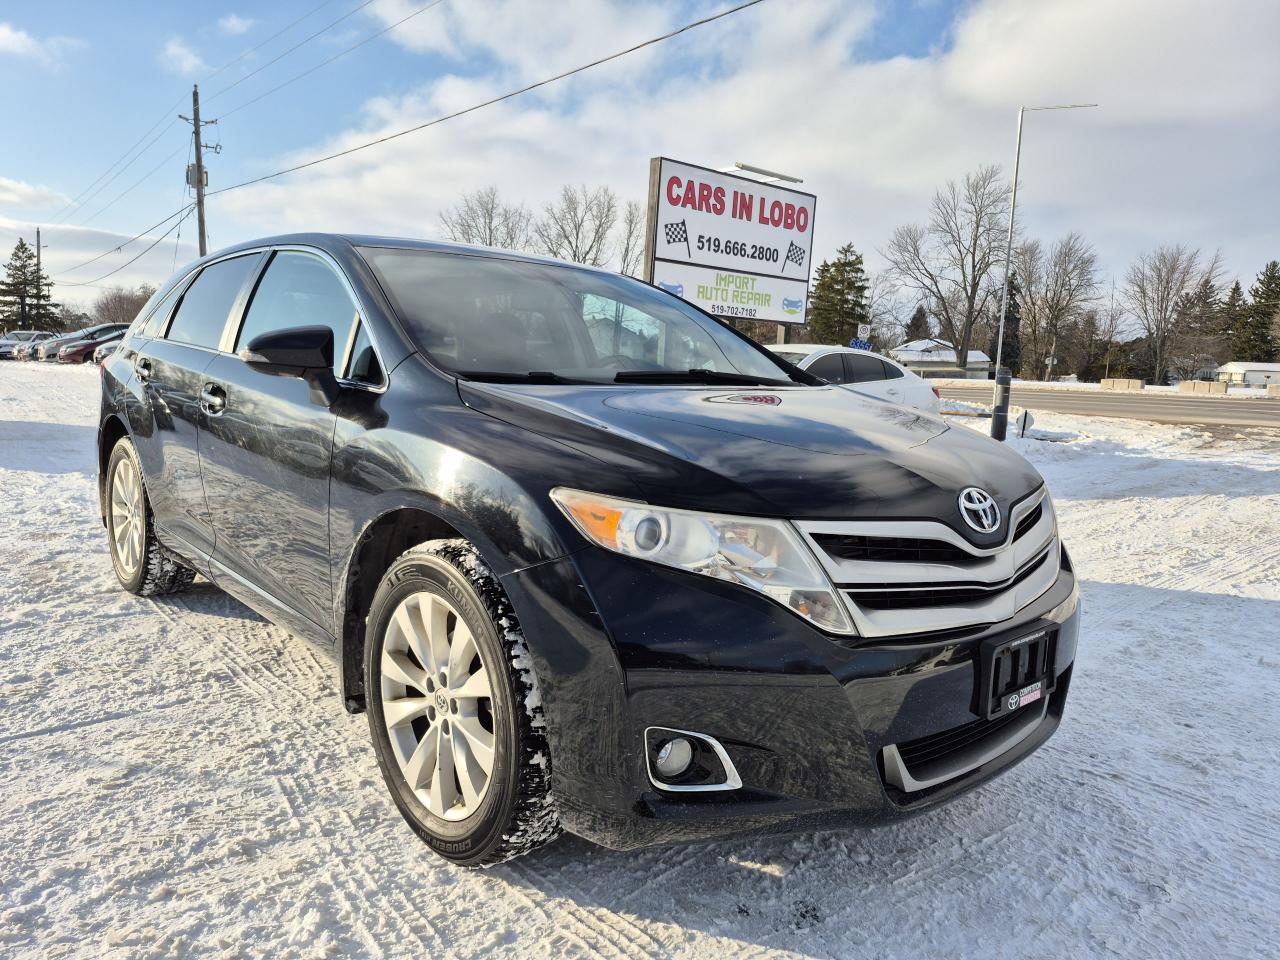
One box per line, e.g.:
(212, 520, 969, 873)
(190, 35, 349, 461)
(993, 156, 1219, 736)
(98, 234, 1079, 866)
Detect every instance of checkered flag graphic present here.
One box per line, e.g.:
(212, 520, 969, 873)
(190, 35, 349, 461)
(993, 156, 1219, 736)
(663, 219, 691, 259)
(783, 240, 806, 272)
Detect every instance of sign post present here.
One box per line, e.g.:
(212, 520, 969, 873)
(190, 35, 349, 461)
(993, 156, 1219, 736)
(643, 157, 817, 327)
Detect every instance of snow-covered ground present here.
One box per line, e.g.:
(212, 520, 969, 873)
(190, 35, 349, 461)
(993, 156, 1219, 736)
(2, 363, 1278, 960)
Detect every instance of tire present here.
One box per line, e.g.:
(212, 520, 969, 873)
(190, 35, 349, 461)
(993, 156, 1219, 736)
(364, 539, 560, 867)
(105, 438, 197, 596)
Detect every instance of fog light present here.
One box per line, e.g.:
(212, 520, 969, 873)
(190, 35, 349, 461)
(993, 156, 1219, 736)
(654, 737, 693, 778)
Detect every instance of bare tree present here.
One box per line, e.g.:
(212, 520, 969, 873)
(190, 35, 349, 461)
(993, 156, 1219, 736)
(439, 186, 533, 251)
(534, 184, 618, 267)
(882, 165, 1011, 371)
(616, 201, 646, 277)
(865, 271, 908, 349)
(1122, 245, 1222, 383)
(93, 284, 156, 327)
(1013, 232, 1098, 379)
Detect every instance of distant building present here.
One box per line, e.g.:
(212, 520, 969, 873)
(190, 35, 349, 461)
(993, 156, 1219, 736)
(890, 339, 993, 379)
(1215, 361, 1280, 386)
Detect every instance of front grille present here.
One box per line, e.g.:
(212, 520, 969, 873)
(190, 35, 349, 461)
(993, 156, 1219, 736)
(895, 708, 1027, 769)
(1013, 502, 1043, 541)
(796, 488, 1057, 637)
(812, 533, 977, 566)
(845, 547, 1052, 611)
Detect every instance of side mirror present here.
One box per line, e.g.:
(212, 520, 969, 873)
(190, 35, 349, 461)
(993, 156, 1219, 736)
(240, 325, 340, 406)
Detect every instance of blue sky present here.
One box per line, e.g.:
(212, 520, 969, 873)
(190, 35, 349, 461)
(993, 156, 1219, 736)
(1, 0, 1275, 310)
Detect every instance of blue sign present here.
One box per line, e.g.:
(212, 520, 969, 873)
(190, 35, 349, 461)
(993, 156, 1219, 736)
(848, 338, 872, 351)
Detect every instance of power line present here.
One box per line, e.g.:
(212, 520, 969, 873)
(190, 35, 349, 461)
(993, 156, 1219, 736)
(51, 204, 194, 277)
(52, 119, 184, 225)
(48, 0, 347, 225)
(51, 0, 767, 279)
(209, 0, 769, 199)
(219, 0, 447, 121)
(61, 207, 195, 287)
(208, 0, 382, 102)
(203, 0, 347, 85)
(80, 143, 189, 227)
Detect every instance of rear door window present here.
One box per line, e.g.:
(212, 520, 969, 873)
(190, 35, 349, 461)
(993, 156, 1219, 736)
(881, 359, 906, 380)
(845, 353, 888, 383)
(165, 255, 260, 349)
(807, 353, 848, 383)
(236, 251, 358, 370)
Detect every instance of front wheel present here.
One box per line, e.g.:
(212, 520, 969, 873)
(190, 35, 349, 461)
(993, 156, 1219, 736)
(364, 539, 559, 866)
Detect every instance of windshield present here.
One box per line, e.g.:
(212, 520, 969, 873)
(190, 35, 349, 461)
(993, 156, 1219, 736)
(773, 351, 807, 364)
(360, 248, 798, 384)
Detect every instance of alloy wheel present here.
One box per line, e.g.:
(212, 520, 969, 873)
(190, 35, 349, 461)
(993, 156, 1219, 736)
(380, 591, 496, 821)
(110, 458, 145, 576)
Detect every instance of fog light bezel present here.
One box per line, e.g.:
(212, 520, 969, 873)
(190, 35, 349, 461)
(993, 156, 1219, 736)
(643, 726, 742, 793)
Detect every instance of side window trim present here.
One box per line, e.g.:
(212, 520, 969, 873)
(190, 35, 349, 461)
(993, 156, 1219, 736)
(219, 252, 272, 353)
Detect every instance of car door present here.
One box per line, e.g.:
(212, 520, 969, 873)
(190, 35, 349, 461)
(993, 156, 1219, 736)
(199, 249, 362, 635)
(130, 253, 263, 564)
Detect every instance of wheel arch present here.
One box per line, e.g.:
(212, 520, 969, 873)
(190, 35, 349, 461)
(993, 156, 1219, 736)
(337, 504, 467, 713)
(98, 413, 131, 525)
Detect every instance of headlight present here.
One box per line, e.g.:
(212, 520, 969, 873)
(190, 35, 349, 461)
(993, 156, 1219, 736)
(550, 487, 855, 635)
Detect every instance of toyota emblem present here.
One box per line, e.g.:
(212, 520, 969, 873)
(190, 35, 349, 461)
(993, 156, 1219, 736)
(1007, 693, 1020, 711)
(958, 487, 1001, 534)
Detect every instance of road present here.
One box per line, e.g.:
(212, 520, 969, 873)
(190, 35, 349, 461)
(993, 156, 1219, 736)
(938, 382, 1280, 428)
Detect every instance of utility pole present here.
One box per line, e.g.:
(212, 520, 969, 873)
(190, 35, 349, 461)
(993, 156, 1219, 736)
(191, 85, 208, 256)
(180, 84, 216, 257)
(35, 227, 42, 325)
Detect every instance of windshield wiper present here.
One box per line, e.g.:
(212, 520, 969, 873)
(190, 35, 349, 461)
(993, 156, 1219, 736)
(456, 370, 599, 385)
(613, 368, 796, 387)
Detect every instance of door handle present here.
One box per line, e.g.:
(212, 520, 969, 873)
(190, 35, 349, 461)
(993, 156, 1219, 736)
(200, 383, 227, 416)
(134, 356, 152, 381)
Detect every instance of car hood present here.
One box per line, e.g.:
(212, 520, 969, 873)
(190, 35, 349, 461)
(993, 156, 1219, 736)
(459, 380, 1045, 538)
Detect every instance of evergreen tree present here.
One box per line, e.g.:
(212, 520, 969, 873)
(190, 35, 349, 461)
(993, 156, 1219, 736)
(904, 304, 931, 342)
(807, 243, 869, 345)
(1218, 280, 1248, 344)
(1238, 261, 1280, 361)
(0, 238, 55, 330)
(987, 274, 1023, 375)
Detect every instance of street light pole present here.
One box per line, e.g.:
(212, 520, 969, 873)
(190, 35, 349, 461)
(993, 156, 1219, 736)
(991, 103, 1098, 426)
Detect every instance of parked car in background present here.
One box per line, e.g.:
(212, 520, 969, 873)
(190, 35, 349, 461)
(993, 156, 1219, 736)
(98, 233, 1078, 867)
(93, 340, 122, 364)
(14, 334, 56, 361)
(2, 330, 54, 360)
(59, 329, 127, 364)
(769, 344, 942, 414)
(37, 324, 129, 362)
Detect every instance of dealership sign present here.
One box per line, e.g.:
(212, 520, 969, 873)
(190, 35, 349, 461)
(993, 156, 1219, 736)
(643, 157, 816, 325)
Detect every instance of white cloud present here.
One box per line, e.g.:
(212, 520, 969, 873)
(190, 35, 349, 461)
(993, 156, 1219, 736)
(0, 176, 68, 209)
(160, 36, 206, 76)
(218, 14, 256, 36)
(0, 216, 198, 311)
(0, 22, 81, 66)
(212, 0, 1279, 286)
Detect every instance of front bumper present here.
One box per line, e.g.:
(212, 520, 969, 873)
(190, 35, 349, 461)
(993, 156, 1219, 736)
(503, 543, 1080, 850)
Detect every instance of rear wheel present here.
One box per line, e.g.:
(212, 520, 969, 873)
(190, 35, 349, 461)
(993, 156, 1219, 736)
(106, 438, 196, 596)
(364, 539, 559, 866)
